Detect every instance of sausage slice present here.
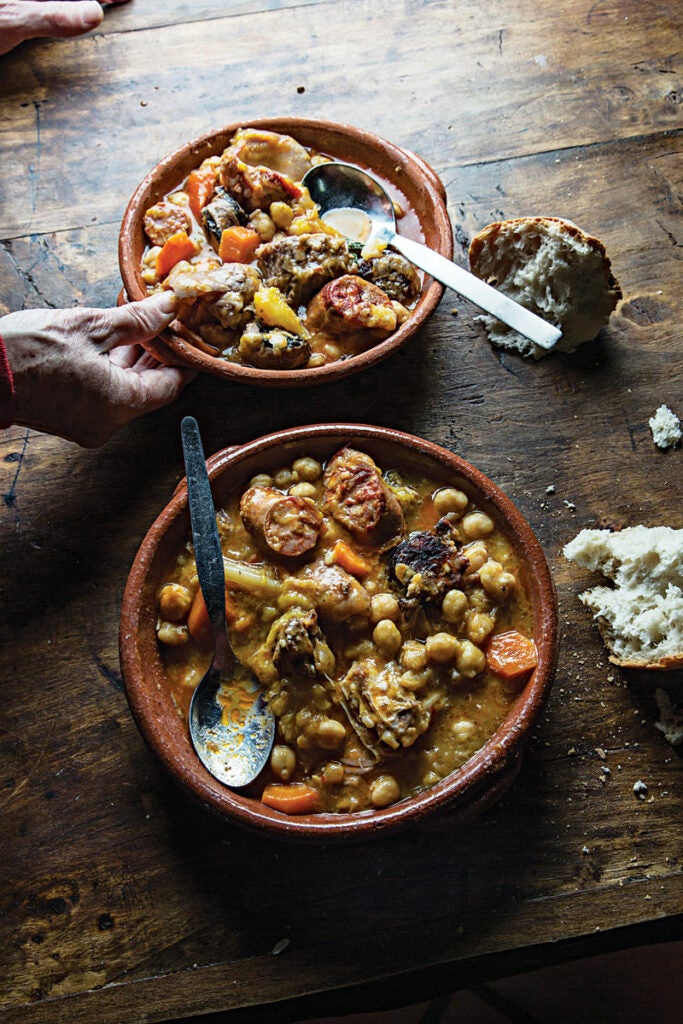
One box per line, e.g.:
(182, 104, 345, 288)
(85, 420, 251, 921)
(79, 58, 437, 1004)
(323, 448, 404, 549)
(240, 486, 323, 558)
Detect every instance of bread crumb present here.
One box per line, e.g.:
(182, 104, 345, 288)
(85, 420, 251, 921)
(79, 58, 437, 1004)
(649, 405, 681, 449)
(633, 780, 648, 799)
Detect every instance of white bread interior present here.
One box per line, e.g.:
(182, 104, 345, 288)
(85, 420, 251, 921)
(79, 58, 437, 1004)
(563, 526, 683, 668)
(468, 217, 622, 359)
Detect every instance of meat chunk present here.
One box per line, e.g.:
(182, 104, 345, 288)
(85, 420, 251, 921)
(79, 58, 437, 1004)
(257, 234, 354, 307)
(282, 560, 371, 623)
(223, 128, 313, 181)
(238, 322, 311, 370)
(240, 486, 323, 557)
(305, 274, 402, 345)
(201, 187, 247, 244)
(250, 608, 334, 686)
(389, 514, 469, 601)
(323, 447, 404, 549)
(340, 659, 431, 750)
(164, 260, 259, 303)
(143, 202, 192, 246)
(355, 252, 421, 305)
(220, 139, 303, 213)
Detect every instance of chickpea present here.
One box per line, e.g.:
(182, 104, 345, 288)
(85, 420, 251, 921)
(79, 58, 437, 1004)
(248, 209, 276, 242)
(249, 472, 272, 488)
(292, 457, 322, 482)
(464, 540, 489, 574)
(373, 619, 402, 657)
(322, 761, 344, 786)
(433, 487, 469, 517)
(143, 246, 161, 267)
(400, 639, 428, 672)
(399, 669, 431, 691)
(307, 353, 326, 367)
(426, 632, 461, 663)
(270, 201, 294, 230)
(321, 340, 342, 361)
(314, 643, 336, 677)
(456, 639, 487, 677)
(442, 588, 468, 623)
(260, 605, 279, 623)
(158, 583, 192, 622)
(370, 592, 400, 623)
(289, 481, 317, 498)
(168, 191, 189, 206)
(141, 267, 158, 285)
(274, 467, 295, 488)
(479, 560, 516, 602)
(451, 719, 476, 742)
(370, 774, 401, 808)
(466, 611, 495, 645)
(156, 621, 189, 646)
(316, 718, 347, 749)
(461, 511, 495, 540)
(270, 744, 297, 780)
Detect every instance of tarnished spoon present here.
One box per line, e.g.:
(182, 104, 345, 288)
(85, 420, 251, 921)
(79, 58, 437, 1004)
(181, 416, 275, 787)
(303, 161, 562, 351)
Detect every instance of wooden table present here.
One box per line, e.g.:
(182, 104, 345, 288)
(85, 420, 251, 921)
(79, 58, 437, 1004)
(1, 1, 681, 1021)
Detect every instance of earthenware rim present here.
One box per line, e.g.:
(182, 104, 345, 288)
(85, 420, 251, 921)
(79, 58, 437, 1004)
(119, 424, 559, 841)
(118, 117, 452, 388)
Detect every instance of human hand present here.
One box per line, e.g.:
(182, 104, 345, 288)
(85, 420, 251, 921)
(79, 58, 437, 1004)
(1, 292, 197, 447)
(0, 0, 127, 56)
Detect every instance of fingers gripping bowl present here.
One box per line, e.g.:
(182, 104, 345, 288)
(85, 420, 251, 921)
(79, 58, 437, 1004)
(120, 425, 559, 841)
(118, 118, 451, 387)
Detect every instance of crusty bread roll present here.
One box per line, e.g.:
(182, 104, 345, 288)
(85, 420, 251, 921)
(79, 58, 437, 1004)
(563, 526, 683, 668)
(468, 217, 622, 359)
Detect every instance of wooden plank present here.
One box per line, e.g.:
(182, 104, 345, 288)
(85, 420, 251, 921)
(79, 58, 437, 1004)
(0, 0, 680, 238)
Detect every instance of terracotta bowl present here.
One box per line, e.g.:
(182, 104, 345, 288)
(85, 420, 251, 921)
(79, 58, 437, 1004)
(120, 424, 559, 842)
(118, 117, 452, 387)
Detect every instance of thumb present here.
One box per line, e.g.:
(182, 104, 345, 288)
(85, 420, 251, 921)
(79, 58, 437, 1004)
(21, 2, 105, 41)
(98, 292, 179, 352)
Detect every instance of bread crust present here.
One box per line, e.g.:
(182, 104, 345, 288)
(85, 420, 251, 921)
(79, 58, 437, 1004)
(468, 216, 622, 358)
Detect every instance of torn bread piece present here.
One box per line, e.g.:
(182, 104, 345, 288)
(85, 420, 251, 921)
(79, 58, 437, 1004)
(649, 404, 682, 450)
(563, 525, 683, 668)
(468, 217, 622, 359)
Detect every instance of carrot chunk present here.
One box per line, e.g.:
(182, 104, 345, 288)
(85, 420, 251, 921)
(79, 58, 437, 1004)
(156, 230, 197, 278)
(187, 587, 239, 648)
(218, 226, 261, 264)
(186, 166, 216, 221)
(261, 783, 320, 814)
(486, 630, 538, 679)
(327, 539, 373, 578)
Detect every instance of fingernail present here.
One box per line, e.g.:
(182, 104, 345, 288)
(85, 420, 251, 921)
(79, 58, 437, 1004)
(150, 290, 178, 314)
(81, 2, 105, 28)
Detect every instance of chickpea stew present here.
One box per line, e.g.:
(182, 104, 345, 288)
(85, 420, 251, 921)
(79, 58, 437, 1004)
(156, 446, 538, 815)
(140, 128, 422, 370)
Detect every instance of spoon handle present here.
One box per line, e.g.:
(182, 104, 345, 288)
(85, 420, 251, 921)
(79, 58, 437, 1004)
(388, 232, 563, 351)
(180, 416, 229, 662)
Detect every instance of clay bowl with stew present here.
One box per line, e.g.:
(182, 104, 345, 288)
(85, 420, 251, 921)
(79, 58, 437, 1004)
(118, 117, 451, 387)
(120, 424, 559, 843)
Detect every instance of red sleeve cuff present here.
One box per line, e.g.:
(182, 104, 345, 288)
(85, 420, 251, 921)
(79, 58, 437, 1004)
(0, 334, 16, 429)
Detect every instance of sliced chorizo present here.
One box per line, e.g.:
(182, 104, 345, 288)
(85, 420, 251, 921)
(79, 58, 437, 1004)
(240, 486, 323, 558)
(305, 275, 399, 343)
(143, 202, 192, 246)
(323, 447, 404, 549)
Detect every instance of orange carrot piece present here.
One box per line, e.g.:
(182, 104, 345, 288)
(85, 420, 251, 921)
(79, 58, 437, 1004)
(486, 630, 538, 679)
(187, 587, 238, 648)
(218, 226, 261, 264)
(186, 166, 216, 221)
(328, 539, 373, 578)
(261, 783, 320, 815)
(156, 230, 197, 278)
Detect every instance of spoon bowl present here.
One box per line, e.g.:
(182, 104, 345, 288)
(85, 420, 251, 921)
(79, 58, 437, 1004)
(181, 416, 275, 787)
(303, 161, 563, 351)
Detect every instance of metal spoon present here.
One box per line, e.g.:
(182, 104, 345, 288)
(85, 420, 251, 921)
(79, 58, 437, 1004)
(181, 416, 275, 787)
(303, 161, 562, 351)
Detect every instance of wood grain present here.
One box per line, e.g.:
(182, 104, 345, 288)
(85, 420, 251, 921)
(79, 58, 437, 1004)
(0, 0, 682, 1021)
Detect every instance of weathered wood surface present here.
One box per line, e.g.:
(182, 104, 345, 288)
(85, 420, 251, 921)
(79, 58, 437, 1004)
(0, 1, 682, 1022)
